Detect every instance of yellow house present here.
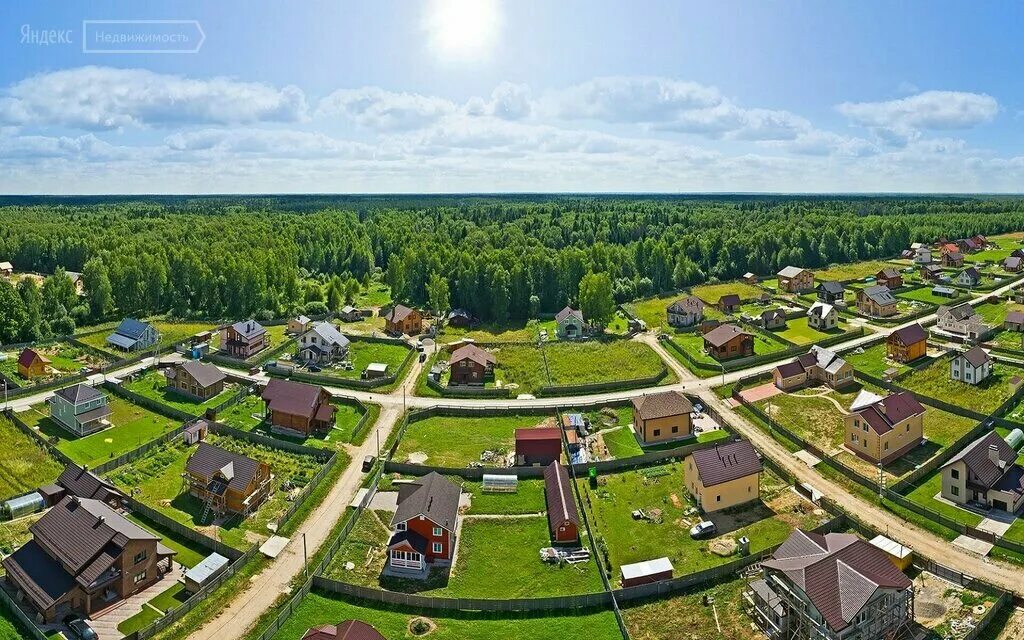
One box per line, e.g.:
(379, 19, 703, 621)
(684, 440, 762, 512)
(631, 391, 694, 445)
(844, 390, 925, 465)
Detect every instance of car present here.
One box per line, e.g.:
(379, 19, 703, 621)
(362, 455, 376, 472)
(417, 344, 425, 352)
(62, 616, 98, 640)
(419, 352, 426, 362)
(689, 520, 717, 539)
(308, 364, 322, 373)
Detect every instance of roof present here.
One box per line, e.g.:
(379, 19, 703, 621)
(941, 431, 1020, 490)
(302, 621, 386, 640)
(450, 343, 496, 367)
(943, 304, 978, 321)
(179, 361, 227, 388)
(703, 323, 751, 348)
(231, 320, 266, 340)
(56, 463, 125, 501)
(303, 322, 351, 348)
(778, 346, 847, 379)
(743, 272, 756, 279)
(817, 281, 844, 295)
(762, 309, 786, 322)
(17, 348, 49, 368)
(543, 463, 579, 534)
(890, 323, 927, 346)
(0, 261, 11, 270)
(1005, 257, 1023, 269)
(718, 294, 741, 306)
(621, 557, 674, 581)
(391, 472, 461, 530)
(365, 362, 389, 374)
(807, 301, 835, 319)
(294, 315, 311, 324)
(1007, 311, 1024, 324)
(448, 308, 472, 320)
(515, 427, 562, 442)
(112, 318, 153, 340)
(775, 360, 805, 379)
(860, 284, 896, 305)
(762, 530, 911, 632)
(261, 378, 328, 420)
(667, 296, 704, 314)
(778, 266, 809, 278)
(632, 390, 693, 421)
(184, 553, 230, 585)
(877, 268, 901, 279)
(53, 383, 104, 405)
(385, 304, 417, 322)
(107, 332, 140, 349)
(957, 346, 991, 368)
(869, 535, 912, 560)
(185, 442, 263, 493)
(959, 267, 981, 280)
(689, 440, 762, 487)
(2, 540, 77, 610)
(555, 305, 584, 323)
(945, 251, 964, 261)
(933, 286, 956, 295)
(852, 392, 926, 435)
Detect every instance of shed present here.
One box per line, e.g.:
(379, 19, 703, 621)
(620, 557, 674, 587)
(184, 420, 209, 445)
(1, 492, 44, 520)
(543, 463, 580, 544)
(364, 363, 389, 379)
(515, 428, 562, 466)
(183, 552, 230, 593)
(868, 535, 913, 571)
(482, 474, 518, 494)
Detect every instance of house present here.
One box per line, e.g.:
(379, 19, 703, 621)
(106, 318, 159, 352)
(816, 281, 844, 304)
(776, 266, 814, 293)
(446, 308, 474, 328)
(702, 324, 754, 361)
(515, 428, 562, 466)
(1016, 288, 1024, 304)
(959, 238, 982, 254)
(772, 345, 854, 391)
(749, 530, 912, 640)
(666, 296, 705, 328)
(338, 306, 362, 322)
(298, 322, 351, 364)
(886, 323, 927, 363)
(940, 242, 960, 255)
(555, 306, 586, 339)
(48, 384, 111, 436)
(388, 473, 460, 576)
(941, 431, 1024, 513)
(942, 251, 965, 268)
(543, 463, 580, 544)
(302, 621, 386, 640)
(37, 463, 126, 509)
(900, 249, 914, 260)
(164, 361, 227, 401)
(1005, 311, 1024, 331)
(844, 390, 925, 464)
(383, 304, 423, 335)
(363, 362, 389, 379)
(936, 304, 992, 341)
(954, 267, 981, 287)
(684, 439, 762, 512)
(950, 346, 993, 385)
(1011, 249, 1024, 259)
(0, 261, 12, 277)
(806, 301, 838, 330)
(913, 247, 932, 265)
(875, 268, 903, 289)
(66, 271, 85, 296)
(920, 264, 945, 281)
(632, 390, 694, 445)
(972, 234, 989, 248)
(185, 442, 272, 520)
(16, 348, 51, 379)
(1004, 257, 1023, 273)
(222, 320, 269, 359)
(260, 378, 336, 437)
(2, 496, 176, 623)
(743, 272, 758, 284)
(856, 285, 897, 317)
(448, 343, 495, 385)
(717, 294, 741, 314)
(932, 285, 957, 298)
(761, 309, 787, 330)
(287, 315, 313, 334)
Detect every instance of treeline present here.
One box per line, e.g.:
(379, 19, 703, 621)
(1, 196, 1023, 343)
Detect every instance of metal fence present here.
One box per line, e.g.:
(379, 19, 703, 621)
(537, 368, 668, 397)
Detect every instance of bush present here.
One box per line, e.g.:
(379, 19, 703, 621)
(304, 301, 328, 316)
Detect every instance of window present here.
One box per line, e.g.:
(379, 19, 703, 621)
(432, 542, 443, 554)
(884, 441, 889, 451)
(432, 526, 442, 537)
(951, 469, 960, 480)
(653, 429, 660, 437)
(133, 571, 147, 585)
(952, 486, 960, 497)
(716, 495, 721, 502)
(133, 550, 147, 565)
(851, 434, 858, 444)
(672, 426, 678, 434)
(396, 522, 407, 532)
(863, 440, 867, 448)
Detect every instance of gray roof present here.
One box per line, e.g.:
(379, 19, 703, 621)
(53, 383, 104, 405)
(667, 296, 704, 314)
(689, 440, 762, 487)
(817, 281, 844, 295)
(112, 318, 153, 340)
(778, 266, 808, 278)
(303, 321, 351, 348)
(385, 304, 417, 322)
(942, 431, 1019, 490)
(632, 390, 694, 421)
(942, 304, 978, 321)
(231, 320, 266, 340)
(184, 552, 229, 585)
(391, 472, 461, 531)
(555, 306, 584, 323)
(185, 442, 263, 493)
(861, 285, 896, 305)
(179, 361, 227, 388)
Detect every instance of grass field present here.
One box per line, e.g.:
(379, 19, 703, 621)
(974, 300, 1024, 326)
(815, 260, 901, 282)
(268, 592, 624, 640)
(123, 369, 237, 416)
(124, 512, 207, 568)
(353, 279, 393, 308)
(0, 342, 110, 384)
(107, 434, 326, 549)
(581, 464, 826, 577)
(245, 399, 367, 452)
(898, 357, 1023, 414)
(377, 473, 546, 516)
(0, 513, 42, 556)
(77, 320, 220, 354)
(768, 316, 847, 346)
(393, 413, 553, 467)
(20, 395, 180, 467)
(897, 287, 968, 306)
(293, 338, 411, 380)
(0, 415, 63, 500)
(691, 282, 765, 304)
(215, 394, 265, 430)
(666, 326, 789, 375)
(439, 318, 558, 343)
(622, 575, 763, 640)
(844, 343, 915, 377)
(625, 294, 724, 330)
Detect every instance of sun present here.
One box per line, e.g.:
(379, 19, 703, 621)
(423, 0, 502, 62)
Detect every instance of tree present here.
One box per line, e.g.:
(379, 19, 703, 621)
(82, 257, 113, 318)
(426, 273, 450, 316)
(41, 268, 77, 318)
(17, 278, 43, 342)
(490, 267, 511, 324)
(0, 278, 26, 344)
(528, 294, 541, 318)
(578, 271, 615, 328)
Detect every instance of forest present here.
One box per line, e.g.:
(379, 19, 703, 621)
(2, 194, 1024, 344)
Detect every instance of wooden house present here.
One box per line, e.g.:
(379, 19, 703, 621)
(717, 294, 741, 314)
(886, 324, 927, 363)
(387, 473, 460, 577)
(164, 361, 226, 401)
(222, 320, 269, 359)
(816, 281, 844, 304)
(185, 442, 271, 520)
(383, 304, 422, 335)
(260, 378, 336, 437)
(16, 348, 51, 379)
(777, 266, 814, 293)
(875, 268, 903, 289)
(702, 324, 754, 361)
(448, 344, 495, 385)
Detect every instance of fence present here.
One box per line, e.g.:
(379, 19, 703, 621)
(537, 368, 669, 397)
(3, 407, 76, 468)
(125, 495, 245, 562)
(0, 583, 48, 640)
(425, 376, 511, 398)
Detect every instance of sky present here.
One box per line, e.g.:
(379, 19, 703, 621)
(1, 0, 1024, 194)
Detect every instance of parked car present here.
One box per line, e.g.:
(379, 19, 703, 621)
(689, 520, 717, 539)
(362, 455, 376, 472)
(308, 364, 322, 373)
(63, 616, 98, 640)
(419, 352, 426, 362)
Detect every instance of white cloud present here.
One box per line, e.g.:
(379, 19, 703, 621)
(317, 87, 457, 131)
(465, 82, 533, 120)
(163, 128, 375, 159)
(837, 90, 999, 143)
(547, 76, 722, 123)
(0, 66, 307, 130)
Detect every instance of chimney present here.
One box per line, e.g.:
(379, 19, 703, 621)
(989, 443, 1000, 466)
(94, 516, 105, 529)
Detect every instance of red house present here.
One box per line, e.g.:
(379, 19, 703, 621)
(387, 473, 460, 578)
(544, 463, 579, 544)
(515, 427, 562, 466)
(302, 621, 385, 640)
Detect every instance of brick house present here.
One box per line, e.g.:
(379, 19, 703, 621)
(387, 473, 460, 577)
(222, 320, 269, 359)
(260, 378, 336, 437)
(383, 304, 423, 335)
(772, 345, 854, 391)
(164, 361, 227, 401)
(942, 251, 965, 268)
(185, 442, 272, 520)
(844, 390, 925, 465)
(702, 323, 754, 360)
(448, 343, 495, 385)
(856, 285, 897, 317)
(684, 439, 762, 513)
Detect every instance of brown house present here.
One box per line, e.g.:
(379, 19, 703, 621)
(384, 304, 422, 335)
(3, 496, 175, 623)
(17, 348, 51, 379)
(302, 621, 386, 640)
(702, 323, 754, 360)
(222, 320, 269, 359)
(942, 251, 965, 268)
(875, 268, 903, 289)
(448, 344, 495, 385)
(776, 266, 814, 293)
(887, 323, 928, 363)
(920, 264, 945, 281)
(632, 390, 694, 444)
(37, 463, 127, 509)
(185, 442, 272, 520)
(684, 439, 762, 512)
(717, 294, 741, 314)
(261, 378, 336, 437)
(544, 463, 580, 544)
(164, 361, 227, 401)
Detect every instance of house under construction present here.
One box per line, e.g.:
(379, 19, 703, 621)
(744, 530, 915, 640)
(183, 442, 272, 523)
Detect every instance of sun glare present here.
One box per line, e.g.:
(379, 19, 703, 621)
(423, 0, 501, 61)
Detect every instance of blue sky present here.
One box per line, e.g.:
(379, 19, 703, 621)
(1, 0, 1023, 193)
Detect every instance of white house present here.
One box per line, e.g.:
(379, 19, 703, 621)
(666, 296, 705, 328)
(806, 301, 838, 330)
(298, 322, 351, 363)
(950, 346, 992, 385)
(935, 304, 992, 342)
(913, 248, 932, 264)
(954, 267, 982, 287)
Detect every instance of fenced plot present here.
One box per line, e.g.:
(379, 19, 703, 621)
(122, 369, 239, 417)
(0, 415, 63, 500)
(897, 357, 1024, 415)
(0, 341, 111, 385)
(768, 316, 849, 346)
(392, 412, 554, 467)
(76, 320, 220, 355)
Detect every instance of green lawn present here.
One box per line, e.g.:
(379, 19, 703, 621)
(768, 316, 847, 346)
(898, 357, 1023, 414)
(974, 300, 1024, 326)
(268, 592, 624, 640)
(0, 415, 63, 500)
(353, 279, 393, 308)
(20, 395, 180, 467)
(297, 339, 411, 380)
(904, 469, 983, 529)
(0, 513, 43, 556)
(123, 512, 208, 568)
(692, 282, 765, 304)
(439, 319, 558, 343)
(896, 287, 967, 306)
(246, 399, 367, 453)
(602, 426, 644, 459)
(117, 603, 163, 635)
(844, 343, 915, 378)
(77, 320, 220, 354)
(815, 260, 902, 282)
(215, 394, 266, 430)
(461, 478, 546, 515)
(123, 369, 237, 417)
(393, 413, 553, 467)
(625, 294, 724, 331)
(622, 574, 765, 640)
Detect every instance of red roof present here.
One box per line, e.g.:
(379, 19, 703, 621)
(855, 392, 925, 434)
(302, 621, 386, 640)
(17, 348, 49, 368)
(515, 427, 561, 442)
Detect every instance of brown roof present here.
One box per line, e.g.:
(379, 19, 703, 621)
(942, 431, 1020, 490)
(57, 463, 125, 502)
(450, 344, 496, 367)
(958, 346, 991, 368)
(302, 621, 386, 640)
(775, 360, 805, 379)
(877, 268, 901, 279)
(185, 442, 264, 493)
(261, 378, 328, 420)
(515, 427, 562, 442)
(179, 360, 227, 388)
(1006, 311, 1024, 324)
(855, 392, 926, 435)
(702, 323, 751, 348)
(667, 296, 704, 314)
(632, 390, 693, 421)
(53, 383, 105, 405)
(17, 348, 49, 368)
(718, 294, 741, 306)
(763, 530, 911, 632)
(391, 472, 461, 531)
(889, 323, 927, 346)
(689, 440, 762, 487)
(385, 304, 416, 323)
(543, 463, 579, 536)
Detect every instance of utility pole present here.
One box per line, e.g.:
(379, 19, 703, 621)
(303, 532, 308, 578)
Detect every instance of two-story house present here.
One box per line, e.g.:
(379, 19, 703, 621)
(387, 473, 461, 578)
(954, 267, 982, 287)
(164, 361, 227, 401)
(856, 285, 897, 317)
(48, 384, 112, 436)
(185, 442, 272, 521)
(815, 281, 844, 304)
(935, 304, 992, 342)
(942, 251, 965, 268)
(940, 431, 1024, 513)
(806, 301, 838, 330)
(383, 304, 423, 335)
(875, 267, 903, 289)
(761, 309, 787, 329)
(298, 322, 351, 364)
(702, 324, 754, 361)
(717, 294, 741, 314)
(448, 343, 495, 385)
(555, 306, 586, 339)
(666, 296, 705, 328)
(106, 318, 160, 352)
(776, 266, 814, 293)
(950, 346, 992, 386)
(886, 323, 928, 363)
(632, 390, 694, 445)
(684, 439, 762, 513)
(845, 390, 926, 465)
(17, 348, 51, 379)
(260, 378, 337, 437)
(222, 320, 269, 359)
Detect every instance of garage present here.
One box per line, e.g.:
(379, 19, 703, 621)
(993, 499, 1009, 512)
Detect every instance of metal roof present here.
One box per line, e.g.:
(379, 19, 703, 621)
(632, 390, 693, 421)
(184, 552, 230, 585)
(621, 557, 674, 581)
(689, 439, 762, 487)
(53, 383, 104, 405)
(390, 472, 461, 531)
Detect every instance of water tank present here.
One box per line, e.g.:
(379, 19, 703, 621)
(2, 492, 45, 520)
(1007, 428, 1024, 451)
(738, 536, 751, 556)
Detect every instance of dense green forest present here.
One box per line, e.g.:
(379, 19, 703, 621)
(2, 195, 1024, 344)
